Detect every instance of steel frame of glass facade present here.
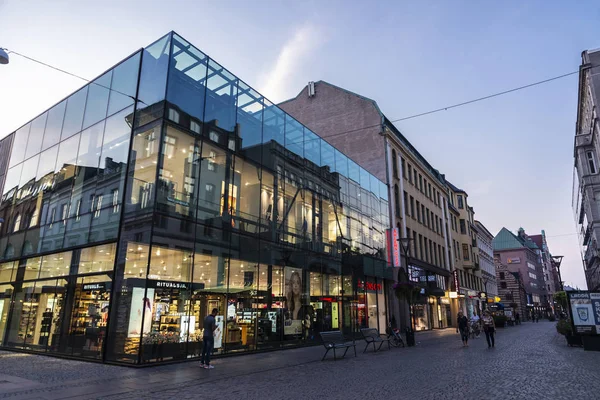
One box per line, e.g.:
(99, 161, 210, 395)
(0, 32, 392, 365)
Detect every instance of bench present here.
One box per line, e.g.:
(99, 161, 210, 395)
(361, 328, 391, 353)
(320, 331, 357, 361)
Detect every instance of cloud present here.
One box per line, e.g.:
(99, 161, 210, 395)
(258, 23, 324, 102)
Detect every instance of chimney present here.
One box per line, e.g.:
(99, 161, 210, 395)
(307, 81, 315, 97)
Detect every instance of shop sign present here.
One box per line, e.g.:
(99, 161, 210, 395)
(449, 291, 458, 299)
(494, 296, 501, 303)
(83, 283, 106, 291)
(467, 290, 477, 297)
(478, 292, 486, 299)
(452, 270, 460, 293)
(507, 257, 521, 264)
(357, 280, 382, 292)
(386, 228, 402, 267)
(148, 280, 189, 290)
(167, 197, 190, 207)
(440, 297, 450, 304)
(419, 275, 436, 283)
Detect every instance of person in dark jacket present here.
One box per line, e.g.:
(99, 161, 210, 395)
(456, 311, 470, 347)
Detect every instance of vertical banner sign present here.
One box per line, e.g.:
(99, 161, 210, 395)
(453, 270, 460, 293)
(590, 293, 600, 334)
(386, 229, 393, 267)
(391, 228, 401, 267)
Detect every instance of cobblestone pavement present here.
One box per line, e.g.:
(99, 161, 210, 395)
(0, 321, 598, 399)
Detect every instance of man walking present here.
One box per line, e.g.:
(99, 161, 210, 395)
(200, 308, 219, 369)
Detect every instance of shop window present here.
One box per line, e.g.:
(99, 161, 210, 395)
(123, 242, 150, 279)
(39, 251, 72, 279)
(148, 245, 192, 282)
(0, 262, 15, 282)
(126, 125, 161, 213)
(79, 243, 117, 275)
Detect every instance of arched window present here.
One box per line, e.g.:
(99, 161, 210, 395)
(12, 214, 21, 233)
(392, 149, 398, 178)
(394, 184, 400, 217)
(4, 244, 14, 259)
(22, 241, 33, 256)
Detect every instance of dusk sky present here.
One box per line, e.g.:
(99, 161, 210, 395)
(1, 0, 598, 288)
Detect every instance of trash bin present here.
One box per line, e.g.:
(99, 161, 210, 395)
(405, 327, 415, 347)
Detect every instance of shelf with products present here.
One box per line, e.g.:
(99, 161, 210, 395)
(70, 289, 110, 336)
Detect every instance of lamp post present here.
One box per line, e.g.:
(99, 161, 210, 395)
(482, 277, 489, 311)
(398, 237, 414, 331)
(552, 255, 564, 291)
(0, 48, 9, 64)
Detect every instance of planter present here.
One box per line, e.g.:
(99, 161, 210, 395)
(582, 336, 600, 351)
(565, 334, 583, 347)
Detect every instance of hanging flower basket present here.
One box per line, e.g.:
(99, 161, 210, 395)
(393, 281, 421, 300)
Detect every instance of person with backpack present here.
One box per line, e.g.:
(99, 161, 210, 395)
(481, 311, 496, 348)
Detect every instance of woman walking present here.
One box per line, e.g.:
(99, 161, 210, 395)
(457, 311, 469, 347)
(482, 311, 496, 348)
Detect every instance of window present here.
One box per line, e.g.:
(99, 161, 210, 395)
(392, 149, 398, 178)
(423, 178, 427, 194)
(434, 242, 438, 266)
(410, 196, 415, 218)
(419, 234, 424, 260)
(394, 185, 401, 216)
(228, 139, 236, 151)
(112, 189, 120, 213)
(435, 217, 439, 234)
(428, 183, 432, 199)
(421, 204, 425, 225)
(403, 191, 408, 215)
(190, 120, 201, 134)
(424, 239, 429, 263)
(168, 108, 180, 123)
(460, 219, 466, 234)
(401, 157, 406, 179)
(61, 204, 69, 224)
(209, 130, 220, 143)
(205, 184, 215, 204)
(413, 170, 418, 186)
(12, 214, 21, 232)
(419, 174, 423, 192)
(94, 195, 103, 218)
(457, 195, 464, 209)
(416, 201, 421, 222)
(587, 151, 598, 174)
(462, 244, 469, 261)
(75, 199, 82, 221)
(207, 151, 217, 171)
(408, 164, 413, 183)
(430, 211, 434, 230)
(426, 208, 430, 228)
(500, 281, 507, 289)
(528, 272, 537, 279)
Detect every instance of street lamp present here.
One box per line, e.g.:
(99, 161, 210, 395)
(398, 236, 414, 331)
(482, 277, 489, 311)
(0, 48, 9, 64)
(552, 255, 564, 291)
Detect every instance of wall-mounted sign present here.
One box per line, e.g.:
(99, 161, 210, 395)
(568, 291, 600, 335)
(147, 280, 189, 290)
(478, 292, 486, 299)
(440, 297, 450, 304)
(83, 283, 106, 291)
(507, 257, 521, 264)
(449, 292, 458, 299)
(386, 228, 402, 267)
(452, 270, 460, 293)
(357, 280, 383, 292)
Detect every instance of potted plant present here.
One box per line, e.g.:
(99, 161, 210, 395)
(556, 319, 582, 347)
(141, 332, 184, 361)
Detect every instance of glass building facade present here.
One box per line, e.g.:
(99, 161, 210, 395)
(0, 33, 392, 364)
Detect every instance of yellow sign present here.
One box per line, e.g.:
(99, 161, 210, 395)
(487, 298, 494, 303)
(332, 302, 339, 329)
(449, 291, 458, 299)
(494, 296, 501, 303)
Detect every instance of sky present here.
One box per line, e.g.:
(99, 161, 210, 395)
(1, 0, 598, 288)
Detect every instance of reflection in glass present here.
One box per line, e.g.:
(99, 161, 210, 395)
(25, 112, 48, 159)
(62, 87, 88, 140)
(83, 72, 111, 130)
(136, 34, 171, 127)
(9, 124, 30, 168)
(42, 101, 66, 151)
(204, 59, 238, 133)
(108, 52, 141, 116)
(126, 124, 161, 213)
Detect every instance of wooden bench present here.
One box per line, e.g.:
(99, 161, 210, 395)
(361, 328, 391, 353)
(320, 331, 357, 361)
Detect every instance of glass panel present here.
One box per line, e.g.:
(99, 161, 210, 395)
(167, 35, 208, 123)
(204, 59, 238, 133)
(9, 124, 30, 168)
(25, 112, 48, 159)
(157, 126, 198, 219)
(285, 116, 303, 158)
(360, 167, 370, 190)
(83, 72, 111, 129)
(136, 34, 171, 127)
(147, 245, 192, 282)
(108, 52, 141, 116)
(304, 129, 320, 166)
(79, 243, 117, 274)
(321, 140, 335, 171)
(231, 157, 261, 233)
(53, 133, 80, 186)
(334, 149, 348, 176)
(42, 100, 66, 151)
(0, 262, 15, 282)
(69, 274, 112, 359)
(236, 81, 263, 154)
(17, 154, 40, 203)
(348, 159, 360, 183)
(39, 251, 72, 279)
(196, 141, 227, 226)
(125, 124, 161, 214)
(62, 87, 88, 140)
(0, 284, 12, 345)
